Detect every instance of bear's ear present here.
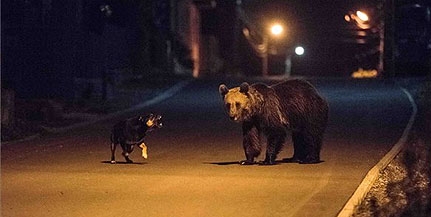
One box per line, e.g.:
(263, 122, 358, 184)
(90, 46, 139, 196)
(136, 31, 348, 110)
(239, 82, 249, 94)
(219, 84, 229, 96)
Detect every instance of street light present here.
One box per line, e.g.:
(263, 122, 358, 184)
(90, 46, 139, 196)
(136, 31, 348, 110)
(345, 10, 370, 29)
(356, 10, 369, 22)
(295, 46, 305, 56)
(345, 9, 383, 77)
(262, 23, 285, 76)
(270, 24, 284, 36)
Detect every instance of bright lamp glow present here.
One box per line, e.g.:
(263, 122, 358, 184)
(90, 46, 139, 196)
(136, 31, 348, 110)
(270, 24, 284, 36)
(356, 11, 369, 22)
(295, 46, 305, 56)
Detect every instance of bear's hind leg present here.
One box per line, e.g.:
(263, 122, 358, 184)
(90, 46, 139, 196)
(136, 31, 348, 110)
(241, 124, 261, 165)
(300, 133, 322, 164)
(289, 131, 321, 164)
(262, 130, 286, 165)
(283, 132, 308, 163)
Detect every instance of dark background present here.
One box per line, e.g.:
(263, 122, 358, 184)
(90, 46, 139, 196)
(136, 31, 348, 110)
(1, 0, 430, 100)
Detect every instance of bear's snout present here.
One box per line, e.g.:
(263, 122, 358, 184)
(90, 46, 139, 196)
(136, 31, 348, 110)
(229, 115, 242, 122)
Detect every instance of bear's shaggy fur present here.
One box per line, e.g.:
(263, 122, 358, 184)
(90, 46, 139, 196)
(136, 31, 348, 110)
(219, 79, 329, 165)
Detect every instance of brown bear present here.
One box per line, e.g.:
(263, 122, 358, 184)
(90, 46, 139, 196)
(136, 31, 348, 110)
(219, 79, 329, 165)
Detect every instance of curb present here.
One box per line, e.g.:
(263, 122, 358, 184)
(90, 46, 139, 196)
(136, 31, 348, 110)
(3, 80, 192, 144)
(337, 87, 418, 217)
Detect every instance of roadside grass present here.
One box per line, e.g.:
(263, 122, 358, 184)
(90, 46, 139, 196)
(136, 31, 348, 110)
(352, 80, 431, 217)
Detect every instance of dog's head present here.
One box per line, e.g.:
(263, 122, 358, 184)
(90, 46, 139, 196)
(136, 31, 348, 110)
(139, 113, 163, 131)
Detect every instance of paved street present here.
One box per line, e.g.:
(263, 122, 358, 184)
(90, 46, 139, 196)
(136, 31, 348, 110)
(1, 78, 415, 217)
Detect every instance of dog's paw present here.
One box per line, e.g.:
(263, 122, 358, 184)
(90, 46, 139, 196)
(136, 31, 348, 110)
(142, 149, 148, 159)
(140, 143, 148, 159)
(239, 160, 255, 165)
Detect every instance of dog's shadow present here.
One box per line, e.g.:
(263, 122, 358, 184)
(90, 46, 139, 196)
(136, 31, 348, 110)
(100, 160, 147, 165)
(204, 161, 241, 165)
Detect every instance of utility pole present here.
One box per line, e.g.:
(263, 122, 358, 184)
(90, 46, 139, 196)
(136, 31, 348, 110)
(383, 0, 396, 77)
(169, 0, 177, 74)
(233, 0, 242, 75)
(262, 36, 269, 76)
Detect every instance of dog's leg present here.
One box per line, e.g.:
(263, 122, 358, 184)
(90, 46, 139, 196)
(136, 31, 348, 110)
(139, 142, 148, 159)
(110, 143, 117, 164)
(128, 144, 134, 154)
(121, 144, 133, 163)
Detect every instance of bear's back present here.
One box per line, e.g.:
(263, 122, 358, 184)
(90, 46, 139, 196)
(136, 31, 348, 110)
(271, 79, 324, 102)
(272, 79, 314, 94)
(271, 79, 328, 124)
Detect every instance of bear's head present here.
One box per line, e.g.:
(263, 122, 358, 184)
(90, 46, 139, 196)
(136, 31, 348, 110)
(219, 82, 262, 122)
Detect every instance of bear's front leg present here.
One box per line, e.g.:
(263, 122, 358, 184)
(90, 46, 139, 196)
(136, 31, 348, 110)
(261, 130, 286, 165)
(241, 122, 261, 165)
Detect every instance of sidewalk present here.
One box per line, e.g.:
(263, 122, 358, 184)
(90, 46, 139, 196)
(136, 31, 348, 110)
(1, 74, 192, 143)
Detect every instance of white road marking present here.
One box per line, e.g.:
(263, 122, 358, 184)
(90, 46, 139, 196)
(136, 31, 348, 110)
(337, 87, 418, 217)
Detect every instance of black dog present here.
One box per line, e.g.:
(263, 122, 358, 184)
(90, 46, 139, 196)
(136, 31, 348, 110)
(110, 113, 162, 164)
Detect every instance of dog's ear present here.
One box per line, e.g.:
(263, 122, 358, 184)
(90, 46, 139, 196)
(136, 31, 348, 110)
(146, 114, 156, 127)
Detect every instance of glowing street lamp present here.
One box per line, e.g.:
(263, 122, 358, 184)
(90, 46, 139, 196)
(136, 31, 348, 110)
(345, 10, 370, 29)
(345, 9, 383, 75)
(356, 10, 369, 22)
(270, 24, 284, 36)
(262, 23, 285, 76)
(295, 46, 305, 56)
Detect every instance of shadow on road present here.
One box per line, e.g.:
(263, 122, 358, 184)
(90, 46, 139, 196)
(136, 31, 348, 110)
(100, 160, 147, 165)
(204, 159, 325, 166)
(203, 161, 241, 165)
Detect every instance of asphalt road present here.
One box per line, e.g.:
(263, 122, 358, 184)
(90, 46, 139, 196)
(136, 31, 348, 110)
(1, 78, 414, 217)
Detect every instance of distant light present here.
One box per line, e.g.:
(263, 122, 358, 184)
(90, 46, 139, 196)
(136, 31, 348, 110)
(211, 0, 217, 8)
(344, 15, 351, 22)
(270, 24, 284, 36)
(100, 4, 113, 17)
(356, 11, 369, 22)
(351, 68, 378, 78)
(295, 46, 305, 56)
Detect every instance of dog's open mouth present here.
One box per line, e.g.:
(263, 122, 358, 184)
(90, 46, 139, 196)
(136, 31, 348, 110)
(156, 121, 163, 128)
(154, 115, 163, 128)
(146, 114, 163, 129)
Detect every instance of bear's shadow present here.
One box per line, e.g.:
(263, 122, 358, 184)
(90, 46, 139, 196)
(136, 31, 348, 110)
(205, 158, 324, 166)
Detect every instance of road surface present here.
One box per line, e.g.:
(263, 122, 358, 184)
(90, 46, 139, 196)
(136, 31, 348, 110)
(1, 78, 414, 217)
